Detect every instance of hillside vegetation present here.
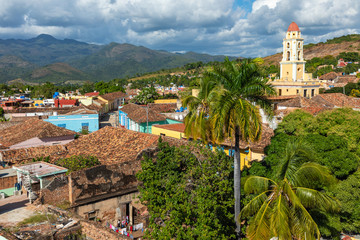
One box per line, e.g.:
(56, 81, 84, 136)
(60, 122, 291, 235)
(263, 34, 360, 65)
(0, 35, 236, 84)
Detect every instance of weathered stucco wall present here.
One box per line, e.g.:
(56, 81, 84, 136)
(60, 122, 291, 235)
(38, 174, 69, 205)
(69, 161, 141, 205)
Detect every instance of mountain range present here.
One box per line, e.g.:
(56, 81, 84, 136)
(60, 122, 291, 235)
(0, 34, 236, 84)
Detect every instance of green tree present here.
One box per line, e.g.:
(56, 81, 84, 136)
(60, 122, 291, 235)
(209, 58, 275, 233)
(241, 140, 339, 240)
(132, 86, 160, 104)
(137, 139, 235, 239)
(55, 155, 100, 173)
(181, 77, 217, 141)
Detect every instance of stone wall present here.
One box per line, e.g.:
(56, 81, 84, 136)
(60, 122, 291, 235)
(38, 174, 69, 205)
(69, 161, 141, 205)
(80, 220, 131, 240)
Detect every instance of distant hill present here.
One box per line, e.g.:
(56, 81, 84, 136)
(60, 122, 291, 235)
(263, 34, 360, 65)
(21, 62, 91, 83)
(0, 35, 236, 84)
(71, 43, 233, 81)
(0, 34, 102, 66)
(0, 56, 36, 83)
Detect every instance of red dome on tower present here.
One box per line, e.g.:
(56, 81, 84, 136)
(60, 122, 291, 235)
(287, 22, 300, 32)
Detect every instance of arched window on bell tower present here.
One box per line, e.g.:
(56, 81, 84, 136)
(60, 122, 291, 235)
(287, 51, 290, 61)
(298, 51, 301, 60)
(287, 42, 290, 48)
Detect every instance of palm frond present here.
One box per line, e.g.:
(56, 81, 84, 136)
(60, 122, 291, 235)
(244, 176, 275, 194)
(295, 187, 340, 212)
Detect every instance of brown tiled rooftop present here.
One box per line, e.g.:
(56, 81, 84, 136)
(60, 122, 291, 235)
(99, 91, 126, 101)
(153, 123, 185, 133)
(221, 124, 274, 152)
(148, 103, 177, 113)
(65, 126, 160, 164)
(120, 103, 167, 123)
(319, 72, 340, 80)
(0, 119, 76, 148)
(312, 93, 360, 108)
(0, 127, 188, 165)
(278, 96, 322, 108)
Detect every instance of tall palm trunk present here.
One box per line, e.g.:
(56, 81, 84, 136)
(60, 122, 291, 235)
(234, 126, 241, 235)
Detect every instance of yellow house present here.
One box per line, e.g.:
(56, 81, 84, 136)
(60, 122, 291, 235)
(271, 22, 320, 98)
(154, 99, 178, 104)
(97, 91, 126, 112)
(152, 123, 185, 139)
(152, 123, 274, 170)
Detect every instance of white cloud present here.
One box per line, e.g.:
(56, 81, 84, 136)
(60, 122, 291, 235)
(0, 0, 359, 57)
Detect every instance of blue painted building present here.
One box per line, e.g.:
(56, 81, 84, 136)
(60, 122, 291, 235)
(119, 103, 182, 134)
(45, 113, 99, 133)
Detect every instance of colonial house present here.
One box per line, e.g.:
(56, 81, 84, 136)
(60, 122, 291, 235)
(119, 103, 181, 134)
(0, 119, 76, 150)
(98, 91, 126, 112)
(45, 107, 99, 133)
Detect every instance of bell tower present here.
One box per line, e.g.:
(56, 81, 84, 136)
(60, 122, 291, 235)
(280, 22, 306, 81)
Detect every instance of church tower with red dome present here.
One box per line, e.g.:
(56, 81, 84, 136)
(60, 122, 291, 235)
(272, 22, 320, 98)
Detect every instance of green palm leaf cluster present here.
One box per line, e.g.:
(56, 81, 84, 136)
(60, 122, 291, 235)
(181, 57, 276, 233)
(241, 140, 339, 240)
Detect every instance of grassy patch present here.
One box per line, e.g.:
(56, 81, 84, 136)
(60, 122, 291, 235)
(56, 200, 71, 210)
(18, 213, 57, 226)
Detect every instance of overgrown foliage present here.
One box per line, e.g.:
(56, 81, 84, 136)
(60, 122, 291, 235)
(246, 108, 360, 238)
(137, 139, 236, 239)
(241, 140, 339, 240)
(55, 155, 100, 173)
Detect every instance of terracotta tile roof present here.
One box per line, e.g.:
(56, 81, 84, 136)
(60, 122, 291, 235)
(336, 76, 358, 84)
(278, 96, 322, 108)
(153, 123, 185, 133)
(287, 22, 300, 32)
(312, 93, 360, 108)
(220, 124, 274, 152)
(148, 103, 177, 113)
(64, 106, 98, 115)
(319, 72, 340, 80)
(99, 91, 126, 101)
(0, 121, 22, 130)
(64, 127, 160, 164)
(0, 126, 189, 165)
(0, 119, 76, 148)
(84, 92, 99, 97)
(0, 145, 67, 163)
(120, 103, 167, 123)
(85, 103, 103, 111)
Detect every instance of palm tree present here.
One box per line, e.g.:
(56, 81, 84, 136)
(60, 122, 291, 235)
(182, 77, 217, 141)
(240, 140, 339, 240)
(208, 58, 276, 233)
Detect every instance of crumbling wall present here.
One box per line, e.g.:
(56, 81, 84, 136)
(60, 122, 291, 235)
(69, 161, 141, 205)
(39, 174, 69, 205)
(80, 220, 131, 240)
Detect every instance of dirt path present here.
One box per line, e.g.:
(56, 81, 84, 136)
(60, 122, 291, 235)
(0, 195, 37, 227)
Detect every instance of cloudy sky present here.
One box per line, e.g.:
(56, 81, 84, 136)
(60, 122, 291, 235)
(0, 0, 359, 57)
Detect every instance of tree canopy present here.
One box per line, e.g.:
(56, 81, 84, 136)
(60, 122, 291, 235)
(137, 139, 236, 239)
